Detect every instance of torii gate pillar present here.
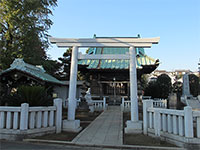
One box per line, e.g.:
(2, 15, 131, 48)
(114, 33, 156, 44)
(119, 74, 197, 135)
(125, 46, 142, 133)
(62, 46, 82, 132)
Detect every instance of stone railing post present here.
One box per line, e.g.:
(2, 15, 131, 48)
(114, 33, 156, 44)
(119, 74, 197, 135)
(154, 110, 161, 136)
(143, 100, 153, 134)
(121, 97, 125, 111)
(54, 98, 62, 133)
(184, 106, 193, 138)
(20, 103, 29, 130)
(103, 97, 106, 110)
(197, 95, 200, 101)
(197, 116, 200, 138)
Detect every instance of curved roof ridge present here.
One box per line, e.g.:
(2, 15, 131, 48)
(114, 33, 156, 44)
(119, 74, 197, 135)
(0, 59, 64, 85)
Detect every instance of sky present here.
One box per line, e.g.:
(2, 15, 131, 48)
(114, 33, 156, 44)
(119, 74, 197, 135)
(47, 0, 200, 72)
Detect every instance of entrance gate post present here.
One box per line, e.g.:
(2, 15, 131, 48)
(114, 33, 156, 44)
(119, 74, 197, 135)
(62, 46, 82, 132)
(129, 46, 139, 122)
(68, 46, 78, 120)
(125, 46, 142, 133)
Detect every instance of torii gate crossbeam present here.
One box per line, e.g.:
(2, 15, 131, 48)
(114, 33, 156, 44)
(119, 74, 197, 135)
(50, 37, 160, 133)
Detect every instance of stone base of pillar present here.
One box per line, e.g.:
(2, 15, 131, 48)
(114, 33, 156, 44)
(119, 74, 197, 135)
(125, 120, 143, 134)
(62, 120, 82, 132)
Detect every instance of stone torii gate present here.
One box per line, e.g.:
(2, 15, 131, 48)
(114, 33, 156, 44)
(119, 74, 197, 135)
(50, 36, 160, 133)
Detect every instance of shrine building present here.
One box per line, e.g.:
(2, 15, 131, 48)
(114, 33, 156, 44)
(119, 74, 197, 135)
(78, 35, 159, 104)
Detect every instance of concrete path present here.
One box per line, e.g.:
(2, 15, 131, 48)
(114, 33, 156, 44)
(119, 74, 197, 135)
(72, 106, 123, 146)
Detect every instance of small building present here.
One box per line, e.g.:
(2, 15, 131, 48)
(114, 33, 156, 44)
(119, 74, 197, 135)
(0, 59, 82, 105)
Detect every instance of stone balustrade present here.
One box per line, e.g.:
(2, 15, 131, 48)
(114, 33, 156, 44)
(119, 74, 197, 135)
(0, 98, 62, 140)
(143, 100, 200, 147)
(63, 98, 80, 108)
(92, 97, 107, 111)
(121, 97, 167, 111)
(63, 97, 107, 112)
(121, 97, 131, 112)
(152, 99, 167, 108)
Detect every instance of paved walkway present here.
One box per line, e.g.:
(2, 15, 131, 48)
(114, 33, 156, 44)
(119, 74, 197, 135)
(72, 106, 123, 146)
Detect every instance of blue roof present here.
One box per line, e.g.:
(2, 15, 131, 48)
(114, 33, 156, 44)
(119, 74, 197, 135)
(79, 47, 159, 69)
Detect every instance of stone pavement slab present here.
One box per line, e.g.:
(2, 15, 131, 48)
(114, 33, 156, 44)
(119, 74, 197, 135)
(72, 106, 123, 146)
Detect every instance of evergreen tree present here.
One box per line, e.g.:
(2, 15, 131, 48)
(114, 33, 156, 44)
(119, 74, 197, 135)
(189, 74, 199, 97)
(144, 74, 172, 99)
(0, 0, 57, 70)
(156, 74, 172, 98)
(144, 81, 160, 98)
(172, 81, 182, 94)
(58, 48, 89, 81)
(140, 74, 148, 92)
(58, 48, 72, 80)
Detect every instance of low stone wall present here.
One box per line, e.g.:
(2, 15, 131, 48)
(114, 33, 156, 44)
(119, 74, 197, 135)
(121, 97, 167, 112)
(143, 100, 200, 148)
(0, 98, 62, 140)
(63, 97, 107, 112)
(63, 98, 80, 108)
(92, 97, 107, 111)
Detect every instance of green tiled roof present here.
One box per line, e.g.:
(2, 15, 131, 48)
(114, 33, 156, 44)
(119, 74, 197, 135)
(0, 59, 64, 85)
(79, 47, 159, 69)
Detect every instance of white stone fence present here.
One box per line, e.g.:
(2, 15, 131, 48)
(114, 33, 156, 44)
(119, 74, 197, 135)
(63, 98, 80, 108)
(121, 97, 131, 112)
(0, 98, 62, 140)
(143, 100, 200, 147)
(63, 97, 107, 112)
(121, 97, 167, 111)
(92, 97, 107, 111)
(152, 99, 167, 108)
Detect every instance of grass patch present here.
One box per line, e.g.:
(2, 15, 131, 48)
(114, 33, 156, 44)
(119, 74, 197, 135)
(124, 134, 176, 147)
(32, 131, 77, 141)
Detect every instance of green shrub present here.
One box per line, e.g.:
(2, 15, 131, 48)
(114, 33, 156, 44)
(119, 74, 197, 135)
(4, 85, 53, 106)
